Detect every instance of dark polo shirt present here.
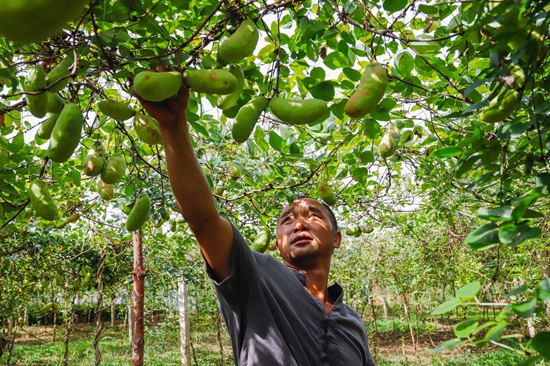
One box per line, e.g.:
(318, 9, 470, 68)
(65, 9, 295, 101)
(205, 224, 376, 366)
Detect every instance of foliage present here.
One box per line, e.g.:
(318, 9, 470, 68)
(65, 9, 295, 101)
(1, 0, 550, 363)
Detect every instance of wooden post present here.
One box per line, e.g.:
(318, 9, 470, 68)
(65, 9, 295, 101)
(131, 230, 146, 366)
(178, 278, 191, 366)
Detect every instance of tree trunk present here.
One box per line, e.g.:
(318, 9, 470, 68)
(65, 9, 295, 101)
(380, 293, 388, 318)
(111, 301, 116, 328)
(128, 295, 133, 345)
(131, 230, 146, 366)
(215, 311, 225, 366)
(94, 250, 106, 366)
(178, 278, 191, 366)
(62, 294, 77, 366)
(402, 294, 416, 351)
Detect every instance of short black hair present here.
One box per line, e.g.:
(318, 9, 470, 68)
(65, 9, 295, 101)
(279, 196, 339, 233)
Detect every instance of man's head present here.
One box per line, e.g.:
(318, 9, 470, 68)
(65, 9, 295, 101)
(275, 198, 342, 270)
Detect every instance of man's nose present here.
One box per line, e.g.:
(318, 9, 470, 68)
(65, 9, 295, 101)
(293, 217, 308, 231)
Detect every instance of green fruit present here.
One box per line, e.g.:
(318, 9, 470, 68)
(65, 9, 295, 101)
(379, 124, 401, 158)
(268, 239, 277, 252)
(67, 213, 80, 222)
(479, 88, 519, 123)
(42, 302, 61, 313)
(126, 193, 151, 232)
(216, 65, 245, 110)
(101, 153, 127, 184)
(0, 0, 88, 43)
(28, 179, 58, 221)
(36, 113, 59, 140)
(232, 96, 268, 143)
(47, 103, 83, 162)
(133, 71, 183, 102)
(0, 149, 9, 170)
(96, 179, 115, 201)
(24, 66, 48, 118)
(250, 226, 270, 253)
(47, 93, 65, 114)
(83, 140, 107, 177)
(511, 65, 525, 89)
(133, 112, 162, 145)
(45, 53, 75, 93)
(158, 208, 170, 221)
(218, 20, 259, 65)
(213, 186, 225, 195)
(182, 69, 237, 95)
(269, 97, 329, 125)
(360, 225, 374, 234)
(319, 181, 337, 206)
(345, 227, 362, 237)
(200, 54, 222, 69)
(345, 63, 387, 118)
(170, 220, 177, 233)
(98, 99, 136, 121)
(228, 165, 242, 180)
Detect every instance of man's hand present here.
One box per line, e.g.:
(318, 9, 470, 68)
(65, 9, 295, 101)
(132, 65, 189, 124)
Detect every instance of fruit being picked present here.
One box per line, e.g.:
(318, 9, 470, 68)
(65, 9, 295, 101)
(0, 0, 89, 43)
(218, 19, 259, 65)
(379, 124, 401, 158)
(345, 227, 362, 237)
(133, 112, 162, 145)
(345, 63, 388, 118)
(250, 226, 271, 253)
(319, 181, 337, 206)
(183, 69, 237, 95)
(216, 64, 245, 110)
(83, 140, 107, 177)
(45, 53, 75, 93)
(269, 97, 329, 125)
(126, 193, 151, 232)
(479, 87, 520, 123)
(24, 66, 48, 118)
(96, 179, 115, 201)
(232, 96, 268, 143)
(47, 103, 83, 162)
(101, 153, 127, 184)
(28, 179, 58, 220)
(98, 99, 136, 121)
(133, 71, 183, 102)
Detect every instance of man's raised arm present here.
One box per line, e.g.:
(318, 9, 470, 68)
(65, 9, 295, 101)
(133, 66, 233, 281)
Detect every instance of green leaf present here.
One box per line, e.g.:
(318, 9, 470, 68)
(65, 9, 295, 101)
(362, 119, 380, 139)
(309, 82, 335, 101)
(456, 282, 481, 298)
(465, 223, 500, 250)
(323, 51, 351, 70)
(383, 0, 408, 13)
(537, 279, 550, 302)
(518, 356, 543, 366)
(531, 332, 550, 360)
(393, 51, 414, 77)
(505, 284, 528, 298)
(343, 67, 361, 82)
(455, 155, 481, 178)
(484, 321, 507, 341)
(536, 173, 550, 189)
(511, 297, 537, 318)
(508, 227, 542, 247)
(498, 222, 530, 243)
(433, 338, 464, 353)
(454, 319, 478, 338)
(431, 297, 461, 315)
(360, 151, 375, 164)
(268, 131, 285, 152)
(430, 147, 462, 158)
(476, 206, 512, 221)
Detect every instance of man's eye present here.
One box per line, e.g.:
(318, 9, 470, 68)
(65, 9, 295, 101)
(283, 216, 291, 222)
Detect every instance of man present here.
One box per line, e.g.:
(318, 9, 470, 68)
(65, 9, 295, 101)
(133, 66, 376, 366)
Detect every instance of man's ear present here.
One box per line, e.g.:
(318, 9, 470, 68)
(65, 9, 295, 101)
(333, 230, 342, 249)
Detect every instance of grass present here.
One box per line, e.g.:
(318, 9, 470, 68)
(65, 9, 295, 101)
(2, 310, 548, 366)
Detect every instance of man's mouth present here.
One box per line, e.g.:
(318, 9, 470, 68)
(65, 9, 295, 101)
(292, 234, 313, 245)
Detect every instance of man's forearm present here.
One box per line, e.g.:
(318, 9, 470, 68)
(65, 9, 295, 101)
(158, 114, 219, 234)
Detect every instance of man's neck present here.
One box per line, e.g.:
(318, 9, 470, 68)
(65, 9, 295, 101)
(288, 265, 333, 315)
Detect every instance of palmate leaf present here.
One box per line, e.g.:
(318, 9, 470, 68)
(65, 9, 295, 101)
(454, 319, 478, 338)
(476, 206, 512, 221)
(465, 223, 500, 250)
(511, 297, 537, 318)
(484, 321, 507, 341)
(431, 296, 461, 315)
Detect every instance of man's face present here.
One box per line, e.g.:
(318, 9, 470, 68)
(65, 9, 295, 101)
(276, 198, 341, 268)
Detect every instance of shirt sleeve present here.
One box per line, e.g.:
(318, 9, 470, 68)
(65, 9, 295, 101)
(204, 222, 264, 309)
